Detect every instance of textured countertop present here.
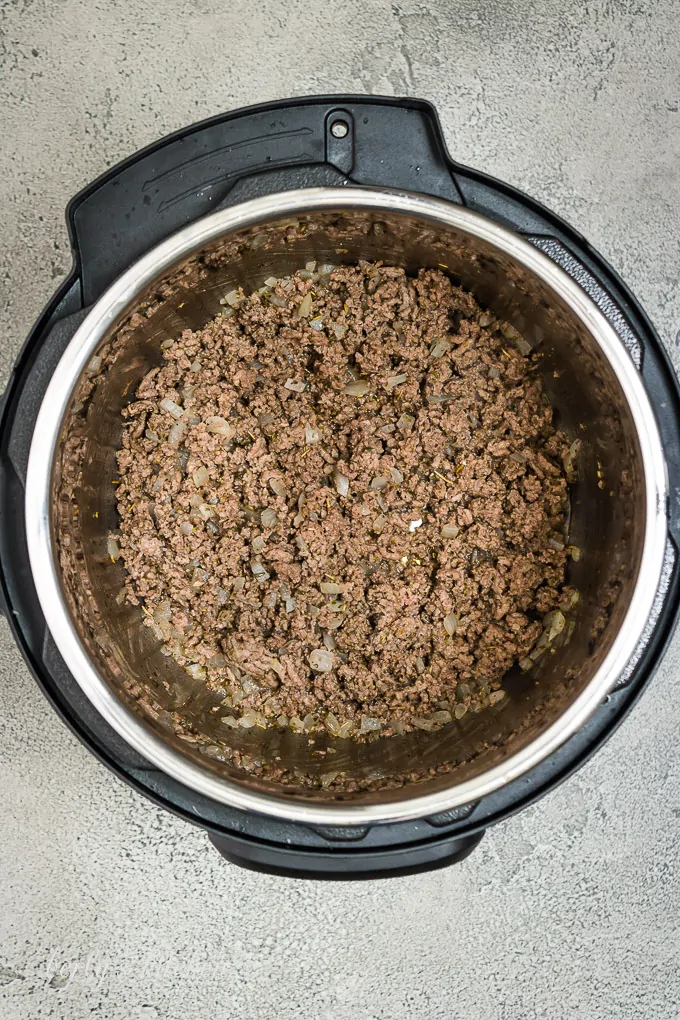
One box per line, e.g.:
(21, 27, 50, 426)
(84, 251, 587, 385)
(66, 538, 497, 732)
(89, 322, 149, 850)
(1, 2, 679, 1018)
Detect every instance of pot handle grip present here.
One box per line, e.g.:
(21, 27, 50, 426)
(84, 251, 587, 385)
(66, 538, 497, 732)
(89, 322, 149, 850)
(207, 828, 484, 880)
(65, 95, 463, 304)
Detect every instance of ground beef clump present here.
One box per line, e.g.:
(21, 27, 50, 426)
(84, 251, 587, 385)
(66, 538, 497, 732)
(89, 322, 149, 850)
(114, 262, 571, 740)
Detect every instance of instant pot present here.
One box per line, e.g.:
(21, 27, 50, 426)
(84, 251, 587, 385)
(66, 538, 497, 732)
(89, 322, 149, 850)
(3, 96, 680, 879)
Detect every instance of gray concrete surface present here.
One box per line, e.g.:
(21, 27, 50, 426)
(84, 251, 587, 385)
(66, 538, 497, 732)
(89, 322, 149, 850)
(1, 1, 680, 1017)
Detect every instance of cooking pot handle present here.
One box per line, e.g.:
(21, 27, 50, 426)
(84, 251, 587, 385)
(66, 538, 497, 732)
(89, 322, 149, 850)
(64, 95, 464, 304)
(207, 828, 484, 880)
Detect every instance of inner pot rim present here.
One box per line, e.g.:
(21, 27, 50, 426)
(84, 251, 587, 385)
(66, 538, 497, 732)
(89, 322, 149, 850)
(25, 186, 668, 826)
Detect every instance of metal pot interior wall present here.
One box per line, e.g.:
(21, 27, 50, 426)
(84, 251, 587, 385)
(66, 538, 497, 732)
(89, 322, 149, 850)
(53, 205, 645, 806)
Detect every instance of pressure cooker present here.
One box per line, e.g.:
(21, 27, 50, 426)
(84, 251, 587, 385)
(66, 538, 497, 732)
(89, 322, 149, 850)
(2, 96, 679, 879)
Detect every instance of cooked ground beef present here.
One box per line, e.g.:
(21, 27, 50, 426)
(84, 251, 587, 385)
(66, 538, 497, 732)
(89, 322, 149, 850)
(114, 262, 572, 740)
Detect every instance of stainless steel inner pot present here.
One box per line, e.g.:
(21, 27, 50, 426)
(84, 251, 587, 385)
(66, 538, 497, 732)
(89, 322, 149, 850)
(25, 188, 668, 825)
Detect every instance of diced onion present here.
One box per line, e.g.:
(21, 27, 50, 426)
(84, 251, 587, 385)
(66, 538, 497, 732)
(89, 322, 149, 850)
(325, 712, 341, 736)
(501, 322, 532, 354)
(261, 507, 278, 529)
(562, 440, 581, 482)
(251, 562, 270, 582)
(309, 648, 334, 672)
(441, 523, 460, 539)
(320, 581, 342, 594)
(443, 613, 459, 636)
(160, 398, 184, 419)
(297, 292, 313, 317)
(295, 535, 310, 556)
(386, 373, 408, 390)
(186, 663, 206, 680)
(284, 378, 306, 392)
(168, 421, 186, 446)
(192, 466, 209, 487)
(560, 588, 580, 612)
(269, 477, 287, 497)
(396, 413, 415, 433)
(241, 676, 261, 695)
(360, 716, 382, 732)
(412, 717, 436, 731)
(429, 340, 451, 359)
(250, 233, 268, 251)
(205, 416, 233, 437)
(305, 426, 321, 444)
(334, 468, 349, 497)
(344, 380, 370, 397)
(107, 536, 121, 562)
(543, 610, 566, 643)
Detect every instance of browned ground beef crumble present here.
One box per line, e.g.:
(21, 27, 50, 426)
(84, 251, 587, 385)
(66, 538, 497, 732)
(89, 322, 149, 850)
(114, 262, 572, 741)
